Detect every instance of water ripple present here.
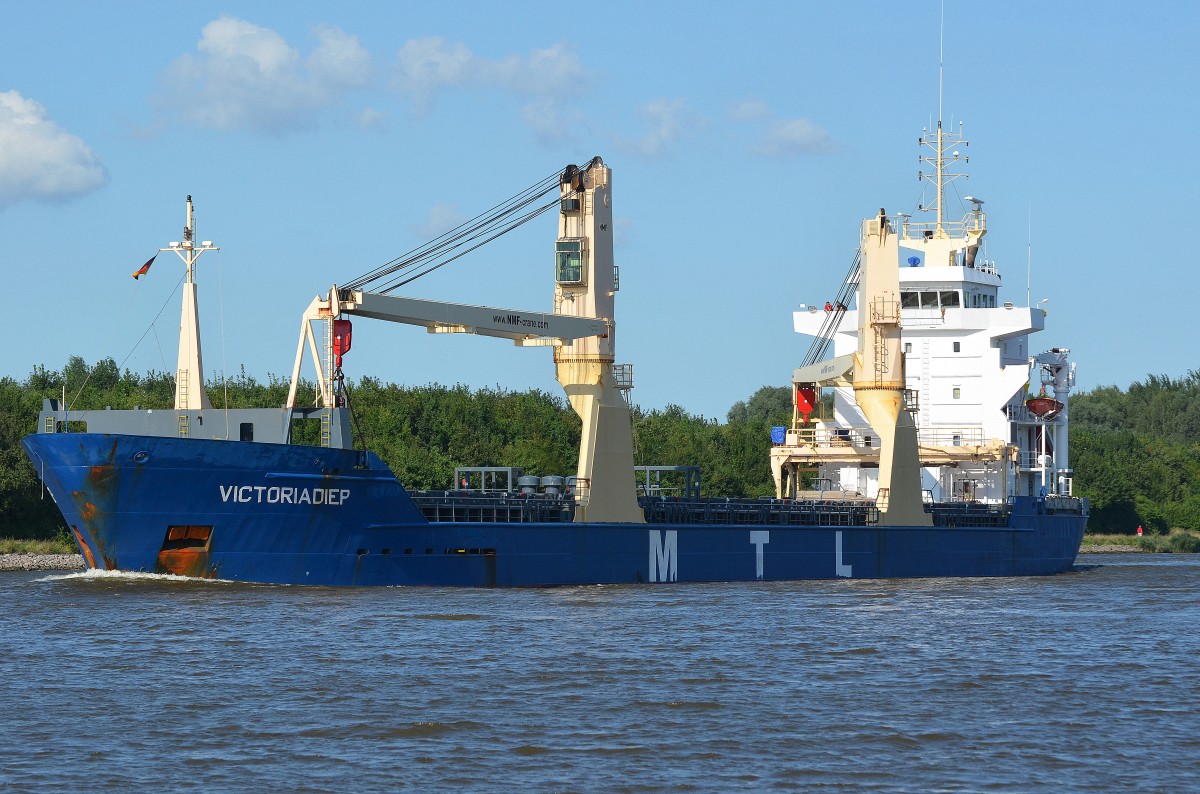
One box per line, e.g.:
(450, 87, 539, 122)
(0, 554, 1197, 791)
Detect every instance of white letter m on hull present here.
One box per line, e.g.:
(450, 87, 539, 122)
(649, 529, 678, 582)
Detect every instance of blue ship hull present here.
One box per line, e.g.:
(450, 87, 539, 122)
(22, 433, 1087, 586)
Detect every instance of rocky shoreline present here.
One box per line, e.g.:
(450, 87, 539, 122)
(0, 553, 85, 572)
(1079, 544, 1142, 554)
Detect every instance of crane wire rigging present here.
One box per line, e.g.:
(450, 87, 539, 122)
(800, 252, 861, 368)
(341, 157, 599, 295)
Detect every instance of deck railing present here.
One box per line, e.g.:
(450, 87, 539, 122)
(783, 426, 987, 448)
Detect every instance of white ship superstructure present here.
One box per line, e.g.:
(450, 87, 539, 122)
(772, 121, 1076, 508)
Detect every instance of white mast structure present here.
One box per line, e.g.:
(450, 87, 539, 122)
(163, 195, 220, 412)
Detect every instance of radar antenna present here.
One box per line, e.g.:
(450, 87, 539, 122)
(918, 1, 969, 239)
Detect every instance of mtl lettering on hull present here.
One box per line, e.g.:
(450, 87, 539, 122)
(750, 531, 769, 579)
(648, 530, 775, 582)
(836, 530, 853, 578)
(648, 529, 677, 582)
(219, 485, 350, 506)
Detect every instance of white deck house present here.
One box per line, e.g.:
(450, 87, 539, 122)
(774, 124, 1075, 506)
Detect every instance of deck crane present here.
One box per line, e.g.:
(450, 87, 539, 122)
(285, 158, 645, 524)
(772, 209, 931, 527)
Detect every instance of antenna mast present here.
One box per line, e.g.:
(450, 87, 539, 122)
(938, 0, 944, 123)
(163, 195, 221, 411)
(1027, 207, 1032, 306)
(918, 0, 968, 239)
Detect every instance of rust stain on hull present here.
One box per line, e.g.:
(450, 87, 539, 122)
(72, 526, 98, 570)
(156, 525, 217, 578)
(69, 442, 123, 570)
(155, 548, 216, 578)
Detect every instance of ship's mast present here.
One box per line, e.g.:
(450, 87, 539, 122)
(917, 121, 969, 239)
(163, 195, 220, 411)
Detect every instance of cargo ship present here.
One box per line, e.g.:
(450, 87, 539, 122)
(22, 127, 1087, 586)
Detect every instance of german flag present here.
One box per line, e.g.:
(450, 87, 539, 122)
(131, 254, 157, 280)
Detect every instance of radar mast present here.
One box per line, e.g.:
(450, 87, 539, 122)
(163, 195, 221, 412)
(918, 121, 970, 239)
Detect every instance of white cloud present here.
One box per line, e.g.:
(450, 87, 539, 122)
(732, 99, 834, 157)
(620, 99, 690, 158)
(394, 38, 584, 100)
(392, 38, 587, 140)
(0, 90, 106, 208)
(521, 98, 583, 145)
(728, 99, 770, 121)
(308, 24, 372, 86)
(754, 118, 834, 156)
(408, 202, 468, 240)
(158, 16, 371, 134)
(355, 107, 388, 131)
(393, 37, 476, 108)
(497, 44, 585, 97)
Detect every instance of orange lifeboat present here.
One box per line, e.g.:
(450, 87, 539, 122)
(1025, 396, 1063, 419)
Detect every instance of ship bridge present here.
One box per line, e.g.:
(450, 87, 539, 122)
(778, 120, 1075, 507)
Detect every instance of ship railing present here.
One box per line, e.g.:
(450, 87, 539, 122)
(1043, 495, 1087, 514)
(1017, 451, 1052, 470)
(639, 496, 879, 527)
(927, 501, 1010, 528)
(612, 363, 634, 391)
(870, 297, 901, 325)
(785, 426, 986, 449)
(411, 489, 576, 523)
(899, 214, 987, 242)
(795, 478, 863, 501)
(786, 427, 880, 448)
(900, 308, 945, 328)
(1006, 404, 1063, 424)
(917, 428, 987, 447)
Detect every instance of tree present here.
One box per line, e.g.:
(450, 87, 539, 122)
(1070, 373, 1200, 533)
(726, 385, 792, 426)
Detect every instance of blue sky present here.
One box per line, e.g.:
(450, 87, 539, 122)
(2, 1, 1196, 419)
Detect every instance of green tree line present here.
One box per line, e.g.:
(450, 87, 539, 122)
(2, 358, 1198, 539)
(1068, 371, 1200, 534)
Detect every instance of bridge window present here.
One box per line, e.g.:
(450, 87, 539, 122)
(556, 240, 584, 284)
(901, 290, 959, 310)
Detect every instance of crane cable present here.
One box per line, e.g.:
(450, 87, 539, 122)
(342, 157, 599, 294)
(800, 251, 861, 368)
